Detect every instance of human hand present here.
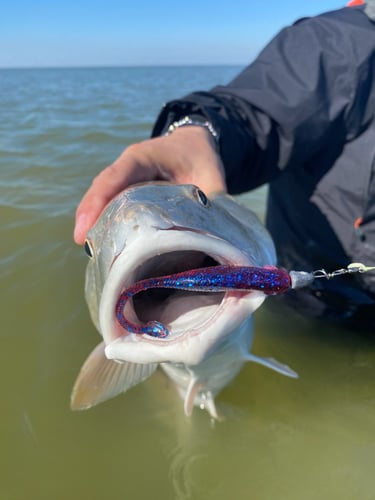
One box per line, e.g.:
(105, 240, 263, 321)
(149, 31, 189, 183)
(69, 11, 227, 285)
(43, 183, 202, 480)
(73, 126, 226, 244)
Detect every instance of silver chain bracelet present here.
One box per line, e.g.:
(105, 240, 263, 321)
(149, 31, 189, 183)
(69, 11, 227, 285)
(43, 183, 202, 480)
(165, 115, 220, 145)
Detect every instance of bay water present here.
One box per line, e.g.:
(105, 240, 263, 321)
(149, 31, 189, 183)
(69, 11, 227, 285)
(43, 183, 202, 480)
(1, 66, 375, 500)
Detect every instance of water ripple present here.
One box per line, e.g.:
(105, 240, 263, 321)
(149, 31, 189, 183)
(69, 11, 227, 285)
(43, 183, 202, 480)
(168, 444, 208, 500)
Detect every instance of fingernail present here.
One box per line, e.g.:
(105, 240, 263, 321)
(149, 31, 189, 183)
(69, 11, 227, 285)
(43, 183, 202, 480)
(74, 214, 87, 244)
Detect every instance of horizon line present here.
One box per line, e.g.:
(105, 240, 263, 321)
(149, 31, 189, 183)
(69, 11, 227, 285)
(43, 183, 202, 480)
(0, 62, 247, 71)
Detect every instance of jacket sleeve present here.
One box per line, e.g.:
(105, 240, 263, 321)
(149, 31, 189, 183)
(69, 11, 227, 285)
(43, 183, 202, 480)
(151, 7, 375, 193)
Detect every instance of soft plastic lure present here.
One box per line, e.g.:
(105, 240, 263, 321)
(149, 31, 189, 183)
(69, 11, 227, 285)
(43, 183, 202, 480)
(115, 265, 300, 338)
(115, 262, 375, 338)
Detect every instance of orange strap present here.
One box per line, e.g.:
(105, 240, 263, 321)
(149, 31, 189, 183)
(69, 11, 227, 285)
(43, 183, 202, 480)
(354, 217, 363, 229)
(347, 0, 365, 6)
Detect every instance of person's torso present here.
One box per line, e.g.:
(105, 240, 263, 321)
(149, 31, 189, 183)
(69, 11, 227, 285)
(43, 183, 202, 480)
(266, 121, 375, 326)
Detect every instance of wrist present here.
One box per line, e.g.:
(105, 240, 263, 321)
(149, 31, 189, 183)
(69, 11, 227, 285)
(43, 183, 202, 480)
(164, 115, 220, 150)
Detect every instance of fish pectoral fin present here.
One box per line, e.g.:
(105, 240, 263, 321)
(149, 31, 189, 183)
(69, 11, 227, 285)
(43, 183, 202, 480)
(70, 341, 157, 410)
(243, 352, 298, 378)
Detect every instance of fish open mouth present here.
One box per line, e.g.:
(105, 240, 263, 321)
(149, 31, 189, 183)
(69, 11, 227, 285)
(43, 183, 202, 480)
(129, 250, 226, 335)
(100, 226, 264, 361)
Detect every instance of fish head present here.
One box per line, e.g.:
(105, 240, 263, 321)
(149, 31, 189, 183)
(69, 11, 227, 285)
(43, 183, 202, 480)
(83, 182, 276, 366)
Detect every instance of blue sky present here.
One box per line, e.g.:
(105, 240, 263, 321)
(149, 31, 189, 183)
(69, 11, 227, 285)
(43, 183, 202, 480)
(1, 0, 346, 68)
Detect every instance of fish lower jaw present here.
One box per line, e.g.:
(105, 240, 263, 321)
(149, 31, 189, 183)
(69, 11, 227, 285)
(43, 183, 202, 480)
(121, 289, 260, 339)
(104, 292, 264, 365)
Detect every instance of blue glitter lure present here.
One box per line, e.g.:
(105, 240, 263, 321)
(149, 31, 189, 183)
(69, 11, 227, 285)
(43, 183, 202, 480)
(115, 265, 292, 338)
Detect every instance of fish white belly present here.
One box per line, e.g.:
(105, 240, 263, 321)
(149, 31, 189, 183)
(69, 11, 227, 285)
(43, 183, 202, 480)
(161, 317, 254, 418)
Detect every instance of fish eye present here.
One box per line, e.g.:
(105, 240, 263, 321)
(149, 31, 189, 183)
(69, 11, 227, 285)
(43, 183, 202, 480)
(195, 188, 209, 207)
(84, 239, 94, 258)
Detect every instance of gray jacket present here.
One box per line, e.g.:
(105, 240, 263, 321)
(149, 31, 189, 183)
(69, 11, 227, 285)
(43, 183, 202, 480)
(153, 4, 375, 326)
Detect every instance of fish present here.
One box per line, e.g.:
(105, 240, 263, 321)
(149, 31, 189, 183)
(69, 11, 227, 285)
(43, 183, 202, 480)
(71, 182, 298, 418)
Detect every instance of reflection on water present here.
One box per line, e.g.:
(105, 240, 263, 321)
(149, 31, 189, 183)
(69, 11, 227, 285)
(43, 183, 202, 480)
(2, 66, 375, 500)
